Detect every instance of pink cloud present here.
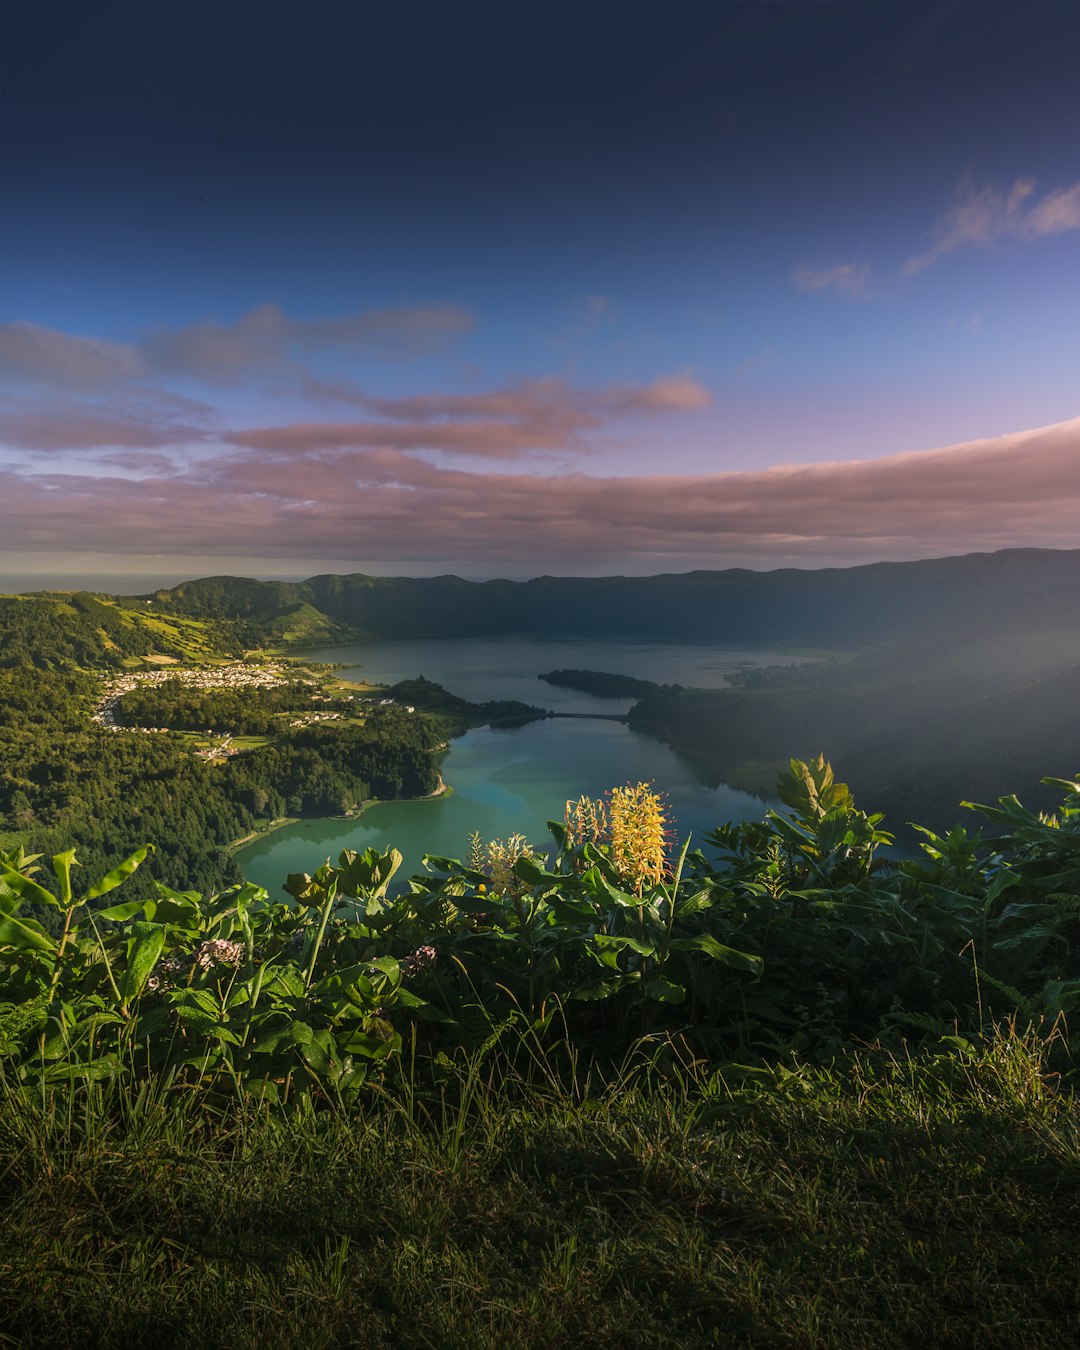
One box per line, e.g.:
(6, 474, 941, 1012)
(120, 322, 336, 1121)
(5, 415, 1080, 570)
(226, 372, 710, 460)
(0, 407, 206, 451)
(334, 374, 711, 423)
(143, 304, 287, 381)
(291, 303, 474, 352)
(345, 377, 595, 424)
(0, 304, 475, 395)
(97, 451, 180, 475)
(144, 301, 474, 382)
(612, 374, 712, 412)
(793, 262, 871, 297)
(1024, 182, 1080, 236)
(225, 417, 588, 459)
(0, 323, 142, 386)
(905, 175, 1080, 276)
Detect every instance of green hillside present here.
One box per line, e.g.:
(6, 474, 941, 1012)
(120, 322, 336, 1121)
(0, 592, 243, 669)
(0, 587, 358, 670)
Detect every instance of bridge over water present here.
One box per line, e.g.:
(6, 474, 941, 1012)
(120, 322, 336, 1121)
(486, 710, 630, 727)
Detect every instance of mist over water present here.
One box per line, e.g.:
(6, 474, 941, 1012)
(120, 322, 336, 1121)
(300, 635, 818, 713)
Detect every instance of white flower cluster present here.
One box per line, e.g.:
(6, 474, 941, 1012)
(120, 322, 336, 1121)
(145, 955, 189, 994)
(400, 945, 437, 978)
(194, 938, 245, 971)
(144, 939, 246, 994)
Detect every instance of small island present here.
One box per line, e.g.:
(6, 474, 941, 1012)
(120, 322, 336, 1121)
(538, 668, 683, 699)
(384, 674, 546, 729)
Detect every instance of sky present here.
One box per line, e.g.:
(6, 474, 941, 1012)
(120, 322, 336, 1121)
(3, 0, 1080, 586)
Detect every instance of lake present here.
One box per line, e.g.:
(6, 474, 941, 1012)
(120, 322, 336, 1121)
(236, 636, 805, 894)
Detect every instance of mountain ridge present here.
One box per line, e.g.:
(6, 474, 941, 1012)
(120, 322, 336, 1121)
(137, 547, 1080, 646)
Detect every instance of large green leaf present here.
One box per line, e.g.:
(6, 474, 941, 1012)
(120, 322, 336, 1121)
(52, 849, 78, 908)
(120, 922, 167, 1004)
(337, 1029, 399, 1061)
(449, 892, 508, 915)
(41, 1057, 122, 1084)
(591, 933, 657, 958)
(95, 898, 150, 923)
(0, 911, 57, 954)
(298, 1027, 335, 1074)
(570, 972, 641, 1001)
(674, 887, 719, 917)
(86, 844, 153, 900)
(283, 1019, 314, 1048)
(668, 933, 763, 974)
(394, 989, 456, 1022)
(336, 847, 402, 899)
(0, 862, 59, 910)
(173, 1005, 231, 1036)
(149, 893, 203, 928)
(168, 987, 226, 1034)
(642, 977, 686, 1004)
(311, 960, 397, 998)
(512, 855, 567, 888)
(579, 867, 645, 910)
(366, 955, 402, 981)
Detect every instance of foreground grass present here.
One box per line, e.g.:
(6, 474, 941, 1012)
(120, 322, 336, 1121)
(1, 1037, 1079, 1348)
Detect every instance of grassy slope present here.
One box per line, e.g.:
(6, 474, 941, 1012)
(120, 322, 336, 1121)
(2, 1039, 1078, 1349)
(0, 592, 236, 667)
(0, 591, 354, 668)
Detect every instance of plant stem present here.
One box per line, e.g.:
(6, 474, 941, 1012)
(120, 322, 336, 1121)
(304, 880, 339, 991)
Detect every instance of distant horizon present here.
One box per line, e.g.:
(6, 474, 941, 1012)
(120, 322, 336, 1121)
(5, 542, 1078, 600)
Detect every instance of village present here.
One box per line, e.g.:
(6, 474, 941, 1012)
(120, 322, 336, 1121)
(90, 662, 414, 757)
(91, 662, 297, 732)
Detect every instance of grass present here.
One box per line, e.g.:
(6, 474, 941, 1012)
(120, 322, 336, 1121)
(118, 608, 224, 662)
(1, 1030, 1079, 1348)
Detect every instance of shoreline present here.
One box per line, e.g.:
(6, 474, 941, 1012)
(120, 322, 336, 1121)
(230, 776, 452, 854)
(228, 816, 300, 851)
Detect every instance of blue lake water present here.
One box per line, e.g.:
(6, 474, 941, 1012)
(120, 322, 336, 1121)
(236, 636, 802, 895)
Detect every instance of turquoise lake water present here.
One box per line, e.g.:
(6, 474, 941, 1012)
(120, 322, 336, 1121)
(236, 636, 798, 895)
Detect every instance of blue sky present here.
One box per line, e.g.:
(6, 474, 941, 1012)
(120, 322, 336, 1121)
(3, 0, 1080, 583)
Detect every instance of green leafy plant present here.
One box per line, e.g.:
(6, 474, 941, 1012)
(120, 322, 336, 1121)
(3, 760, 1080, 1102)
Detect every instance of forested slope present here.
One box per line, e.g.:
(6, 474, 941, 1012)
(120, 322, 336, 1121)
(0, 665, 442, 904)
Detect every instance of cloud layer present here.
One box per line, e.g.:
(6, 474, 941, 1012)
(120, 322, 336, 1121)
(4, 303, 1079, 575)
(227, 374, 713, 460)
(4, 414, 1080, 571)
